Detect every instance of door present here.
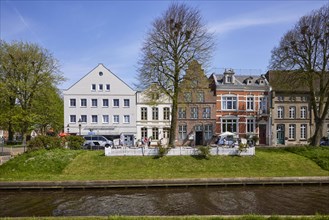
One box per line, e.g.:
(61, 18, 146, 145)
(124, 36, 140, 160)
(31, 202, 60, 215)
(277, 124, 285, 145)
(259, 124, 267, 145)
(195, 131, 203, 146)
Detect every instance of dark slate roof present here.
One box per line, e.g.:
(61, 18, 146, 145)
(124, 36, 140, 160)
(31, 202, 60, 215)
(213, 73, 270, 90)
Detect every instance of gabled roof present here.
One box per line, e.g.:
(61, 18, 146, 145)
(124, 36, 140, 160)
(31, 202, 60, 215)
(63, 63, 135, 94)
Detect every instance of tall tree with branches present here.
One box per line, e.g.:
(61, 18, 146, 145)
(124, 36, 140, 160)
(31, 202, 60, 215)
(269, 4, 329, 146)
(137, 3, 214, 147)
(0, 40, 64, 143)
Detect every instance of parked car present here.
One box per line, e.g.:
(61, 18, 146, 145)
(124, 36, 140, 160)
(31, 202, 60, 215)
(320, 139, 329, 146)
(83, 135, 113, 149)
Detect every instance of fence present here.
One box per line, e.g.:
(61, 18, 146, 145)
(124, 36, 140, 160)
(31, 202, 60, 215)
(104, 146, 255, 156)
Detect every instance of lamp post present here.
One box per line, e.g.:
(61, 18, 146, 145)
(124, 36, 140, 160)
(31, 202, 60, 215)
(66, 124, 70, 134)
(78, 119, 82, 136)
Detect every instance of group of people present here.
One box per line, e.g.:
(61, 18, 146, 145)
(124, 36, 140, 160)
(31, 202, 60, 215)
(139, 137, 152, 148)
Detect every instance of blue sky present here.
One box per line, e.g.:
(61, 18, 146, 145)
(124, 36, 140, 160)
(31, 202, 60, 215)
(1, 0, 327, 90)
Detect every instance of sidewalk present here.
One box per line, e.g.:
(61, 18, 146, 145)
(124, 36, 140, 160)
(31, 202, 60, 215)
(0, 176, 328, 190)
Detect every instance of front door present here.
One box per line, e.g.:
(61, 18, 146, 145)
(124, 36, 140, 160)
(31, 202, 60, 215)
(277, 124, 285, 145)
(259, 124, 267, 145)
(195, 131, 203, 146)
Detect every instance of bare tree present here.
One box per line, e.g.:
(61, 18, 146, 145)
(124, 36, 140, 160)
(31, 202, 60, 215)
(137, 3, 214, 147)
(269, 4, 329, 146)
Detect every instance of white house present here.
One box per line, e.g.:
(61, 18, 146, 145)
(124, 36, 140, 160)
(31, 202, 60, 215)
(136, 83, 172, 146)
(63, 64, 136, 145)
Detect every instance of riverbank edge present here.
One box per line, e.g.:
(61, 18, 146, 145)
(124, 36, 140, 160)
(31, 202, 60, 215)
(0, 176, 328, 190)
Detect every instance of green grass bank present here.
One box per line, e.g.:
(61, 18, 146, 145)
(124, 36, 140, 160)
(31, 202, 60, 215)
(0, 147, 328, 181)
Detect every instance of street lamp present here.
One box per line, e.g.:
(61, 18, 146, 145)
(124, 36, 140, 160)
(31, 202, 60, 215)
(78, 119, 82, 136)
(66, 124, 70, 134)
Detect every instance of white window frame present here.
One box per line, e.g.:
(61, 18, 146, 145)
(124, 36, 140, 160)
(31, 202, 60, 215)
(123, 115, 130, 124)
(246, 97, 254, 111)
(222, 118, 238, 133)
(288, 124, 295, 139)
(105, 84, 110, 91)
(278, 106, 284, 119)
(178, 125, 187, 140)
(141, 107, 147, 120)
(70, 99, 76, 107)
(152, 107, 159, 120)
(80, 98, 87, 107)
(247, 118, 255, 133)
(70, 115, 76, 123)
(103, 99, 109, 107)
(300, 124, 307, 139)
(91, 115, 98, 123)
(222, 96, 237, 110)
(163, 107, 170, 120)
(91, 99, 98, 107)
(203, 107, 211, 119)
(91, 84, 96, 91)
(81, 115, 87, 123)
(99, 84, 103, 91)
(113, 99, 119, 107)
(301, 106, 307, 119)
(124, 99, 130, 107)
(113, 115, 119, 123)
(289, 106, 296, 119)
(103, 115, 109, 124)
(190, 107, 198, 119)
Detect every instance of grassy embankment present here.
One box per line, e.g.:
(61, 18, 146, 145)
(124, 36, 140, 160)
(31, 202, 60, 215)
(0, 147, 328, 181)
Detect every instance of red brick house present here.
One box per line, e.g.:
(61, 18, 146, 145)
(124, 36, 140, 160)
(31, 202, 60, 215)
(210, 69, 271, 145)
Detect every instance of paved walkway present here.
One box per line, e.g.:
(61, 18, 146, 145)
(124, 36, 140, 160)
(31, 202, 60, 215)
(0, 176, 328, 190)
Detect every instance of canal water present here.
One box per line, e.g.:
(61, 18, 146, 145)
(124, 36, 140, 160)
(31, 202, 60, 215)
(1, 185, 328, 217)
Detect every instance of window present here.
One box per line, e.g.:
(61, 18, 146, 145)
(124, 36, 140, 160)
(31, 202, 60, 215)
(197, 92, 204, 102)
(203, 107, 211, 119)
(103, 99, 109, 107)
(290, 96, 296, 102)
(184, 92, 192, 102)
(278, 96, 284, 102)
(103, 115, 109, 123)
(301, 106, 307, 119)
(289, 124, 295, 139)
(178, 125, 187, 140)
(113, 115, 119, 123)
(289, 106, 296, 119)
(204, 124, 213, 140)
(99, 71, 103, 76)
(80, 99, 87, 107)
(163, 128, 170, 138)
(227, 76, 232, 83)
(106, 84, 110, 91)
(124, 115, 130, 123)
(190, 107, 198, 119)
(91, 99, 98, 107)
(91, 115, 98, 123)
(91, 84, 96, 91)
(70, 99, 76, 107)
(113, 99, 119, 107)
(301, 124, 307, 139)
(222, 119, 237, 132)
(152, 107, 158, 120)
(70, 115, 76, 123)
(163, 107, 170, 120)
(124, 99, 130, 107)
(178, 107, 186, 119)
(259, 97, 267, 114)
(81, 115, 87, 123)
(278, 106, 284, 119)
(99, 84, 103, 91)
(247, 97, 254, 110)
(141, 127, 147, 139)
(222, 96, 237, 110)
(141, 107, 148, 120)
(247, 118, 255, 133)
(152, 127, 159, 140)
(152, 93, 159, 100)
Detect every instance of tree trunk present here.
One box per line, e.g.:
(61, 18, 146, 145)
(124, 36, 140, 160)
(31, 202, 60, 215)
(311, 117, 324, 146)
(8, 122, 14, 142)
(168, 69, 180, 148)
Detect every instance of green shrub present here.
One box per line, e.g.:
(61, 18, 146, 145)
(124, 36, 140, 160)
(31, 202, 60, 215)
(66, 135, 85, 150)
(196, 146, 211, 159)
(155, 144, 169, 158)
(27, 136, 62, 151)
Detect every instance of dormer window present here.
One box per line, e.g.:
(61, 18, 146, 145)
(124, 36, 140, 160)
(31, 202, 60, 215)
(248, 80, 252, 84)
(227, 76, 232, 83)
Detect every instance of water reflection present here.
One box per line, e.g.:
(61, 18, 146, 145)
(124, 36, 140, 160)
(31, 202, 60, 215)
(0, 186, 328, 217)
